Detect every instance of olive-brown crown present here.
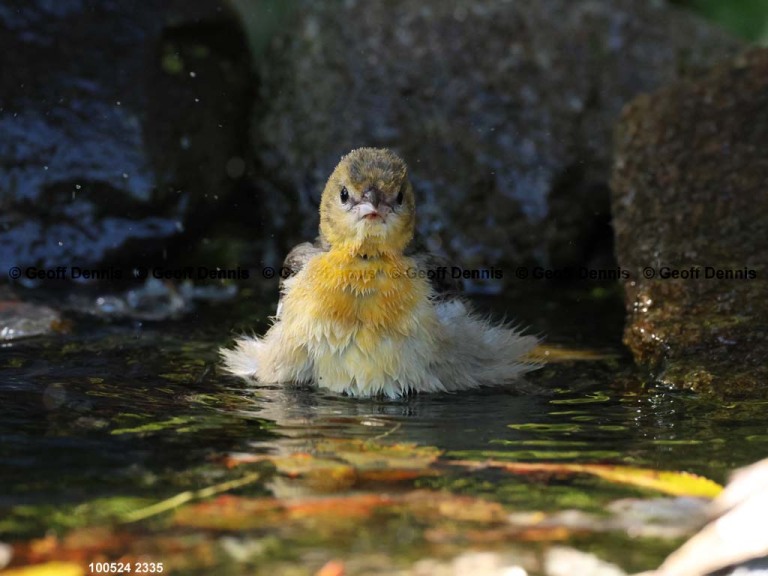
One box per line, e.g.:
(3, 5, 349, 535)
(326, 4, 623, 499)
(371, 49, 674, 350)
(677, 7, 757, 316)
(319, 148, 416, 255)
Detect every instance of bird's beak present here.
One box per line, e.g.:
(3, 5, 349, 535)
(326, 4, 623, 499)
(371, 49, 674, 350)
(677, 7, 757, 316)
(361, 186, 381, 207)
(357, 187, 392, 221)
(357, 202, 393, 221)
(358, 202, 380, 219)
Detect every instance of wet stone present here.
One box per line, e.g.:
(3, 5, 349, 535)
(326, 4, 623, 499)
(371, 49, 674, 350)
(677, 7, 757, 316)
(0, 300, 62, 340)
(0, 0, 252, 270)
(611, 48, 768, 396)
(253, 0, 740, 273)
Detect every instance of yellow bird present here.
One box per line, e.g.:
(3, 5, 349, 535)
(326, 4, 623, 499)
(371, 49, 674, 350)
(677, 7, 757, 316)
(221, 148, 538, 397)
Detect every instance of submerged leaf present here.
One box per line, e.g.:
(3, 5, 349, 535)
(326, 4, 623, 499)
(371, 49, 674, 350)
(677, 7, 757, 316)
(533, 345, 621, 362)
(173, 493, 395, 530)
(450, 461, 723, 498)
(315, 560, 346, 576)
(1, 562, 84, 576)
(122, 471, 261, 523)
(314, 439, 442, 470)
(225, 440, 441, 491)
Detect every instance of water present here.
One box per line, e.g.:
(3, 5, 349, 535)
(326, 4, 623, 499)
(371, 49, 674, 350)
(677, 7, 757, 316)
(2, 286, 767, 574)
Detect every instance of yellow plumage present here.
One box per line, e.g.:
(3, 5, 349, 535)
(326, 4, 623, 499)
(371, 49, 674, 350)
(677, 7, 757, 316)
(221, 148, 538, 397)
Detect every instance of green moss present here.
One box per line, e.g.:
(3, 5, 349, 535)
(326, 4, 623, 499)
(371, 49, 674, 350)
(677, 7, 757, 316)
(674, 0, 768, 43)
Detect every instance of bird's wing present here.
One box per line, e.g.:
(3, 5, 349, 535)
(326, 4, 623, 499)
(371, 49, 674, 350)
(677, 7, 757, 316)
(276, 238, 327, 317)
(406, 236, 463, 299)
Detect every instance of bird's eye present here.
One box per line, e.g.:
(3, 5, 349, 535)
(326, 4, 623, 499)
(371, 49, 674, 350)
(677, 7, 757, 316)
(340, 187, 349, 203)
(396, 189, 404, 205)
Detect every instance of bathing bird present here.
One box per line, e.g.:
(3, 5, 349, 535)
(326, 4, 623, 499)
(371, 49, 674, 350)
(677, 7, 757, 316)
(221, 148, 538, 397)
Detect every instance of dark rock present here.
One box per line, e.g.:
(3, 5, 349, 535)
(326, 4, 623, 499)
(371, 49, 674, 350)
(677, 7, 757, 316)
(253, 0, 740, 272)
(0, 0, 251, 272)
(611, 48, 768, 395)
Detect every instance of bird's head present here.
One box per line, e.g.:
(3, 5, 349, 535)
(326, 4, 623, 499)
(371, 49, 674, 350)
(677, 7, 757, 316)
(319, 148, 416, 256)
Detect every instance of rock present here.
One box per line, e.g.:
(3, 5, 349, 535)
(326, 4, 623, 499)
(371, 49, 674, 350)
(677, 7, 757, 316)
(412, 551, 531, 576)
(65, 277, 237, 321)
(545, 547, 627, 576)
(0, 0, 251, 271)
(636, 458, 768, 576)
(0, 299, 62, 340)
(0, 541, 11, 570)
(611, 48, 768, 395)
(253, 0, 740, 272)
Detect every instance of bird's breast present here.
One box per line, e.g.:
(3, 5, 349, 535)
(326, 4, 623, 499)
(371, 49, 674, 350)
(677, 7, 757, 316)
(278, 251, 442, 394)
(287, 252, 431, 338)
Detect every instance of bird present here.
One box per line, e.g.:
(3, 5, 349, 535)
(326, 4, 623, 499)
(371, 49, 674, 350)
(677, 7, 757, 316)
(220, 147, 539, 398)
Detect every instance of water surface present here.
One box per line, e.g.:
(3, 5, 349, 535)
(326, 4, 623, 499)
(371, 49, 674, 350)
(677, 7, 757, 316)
(2, 285, 766, 574)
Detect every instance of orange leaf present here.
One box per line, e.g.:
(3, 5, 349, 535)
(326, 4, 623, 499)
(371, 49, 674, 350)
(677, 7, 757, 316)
(315, 559, 346, 576)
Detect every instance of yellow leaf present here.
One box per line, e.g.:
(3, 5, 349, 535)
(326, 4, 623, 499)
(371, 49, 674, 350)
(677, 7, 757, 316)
(582, 465, 723, 498)
(1, 562, 84, 576)
(451, 460, 723, 498)
(530, 345, 620, 362)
